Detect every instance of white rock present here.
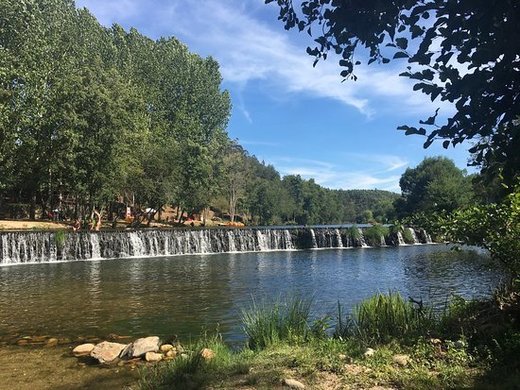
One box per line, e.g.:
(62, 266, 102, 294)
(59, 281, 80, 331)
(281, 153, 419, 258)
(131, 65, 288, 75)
(282, 378, 305, 389)
(145, 351, 163, 362)
(364, 347, 375, 357)
(72, 343, 96, 356)
(90, 341, 127, 364)
(129, 336, 161, 357)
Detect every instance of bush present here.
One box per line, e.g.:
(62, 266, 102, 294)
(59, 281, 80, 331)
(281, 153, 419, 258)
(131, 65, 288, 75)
(442, 188, 520, 275)
(363, 225, 390, 247)
(336, 291, 435, 345)
(401, 227, 415, 244)
(241, 296, 326, 350)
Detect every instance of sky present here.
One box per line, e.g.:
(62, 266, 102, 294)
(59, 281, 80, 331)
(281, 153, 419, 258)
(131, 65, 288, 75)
(75, 0, 474, 193)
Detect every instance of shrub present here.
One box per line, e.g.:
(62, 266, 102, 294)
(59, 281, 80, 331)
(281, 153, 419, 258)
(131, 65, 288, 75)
(401, 227, 415, 244)
(363, 225, 390, 247)
(241, 296, 326, 350)
(335, 291, 435, 345)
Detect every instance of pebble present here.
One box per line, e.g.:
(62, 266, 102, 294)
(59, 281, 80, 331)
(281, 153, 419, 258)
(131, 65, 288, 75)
(45, 338, 59, 347)
(72, 343, 96, 356)
(160, 344, 174, 352)
(364, 347, 375, 357)
(145, 351, 163, 362)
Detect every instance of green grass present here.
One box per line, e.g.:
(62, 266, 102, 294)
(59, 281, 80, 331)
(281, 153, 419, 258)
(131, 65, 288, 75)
(402, 227, 416, 244)
(139, 290, 520, 389)
(241, 296, 328, 350)
(335, 291, 435, 345)
(54, 230, 67, 250)
(363, 225, 390, 247)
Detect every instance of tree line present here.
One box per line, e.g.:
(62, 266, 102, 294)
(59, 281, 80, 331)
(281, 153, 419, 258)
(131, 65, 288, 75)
(0, 0, 399, 226)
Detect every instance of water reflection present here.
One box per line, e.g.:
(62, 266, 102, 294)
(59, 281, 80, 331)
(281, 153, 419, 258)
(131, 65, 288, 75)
(0, 245, 506, 343)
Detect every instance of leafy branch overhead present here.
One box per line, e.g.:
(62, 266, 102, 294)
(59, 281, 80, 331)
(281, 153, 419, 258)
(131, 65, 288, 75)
(267, 0, 520, 186)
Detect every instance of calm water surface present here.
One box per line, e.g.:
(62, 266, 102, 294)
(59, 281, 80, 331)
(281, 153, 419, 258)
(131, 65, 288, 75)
(0, 245, 506, 343)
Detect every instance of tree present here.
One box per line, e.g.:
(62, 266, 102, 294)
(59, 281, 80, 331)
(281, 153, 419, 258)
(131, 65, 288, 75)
(267, 0, 520, 189)
(397, 157, 474, 216)
(221, 142, 250, 222)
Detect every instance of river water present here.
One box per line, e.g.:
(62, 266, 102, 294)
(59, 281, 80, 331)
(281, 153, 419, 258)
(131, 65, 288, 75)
(0, 245, 506, 344)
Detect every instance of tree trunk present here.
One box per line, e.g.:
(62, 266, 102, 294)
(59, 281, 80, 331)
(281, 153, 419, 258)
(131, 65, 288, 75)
(29, 193, 36, 220)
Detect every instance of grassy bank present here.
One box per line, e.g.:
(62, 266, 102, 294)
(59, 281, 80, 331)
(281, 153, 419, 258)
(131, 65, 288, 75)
(139, 291, 520, 389)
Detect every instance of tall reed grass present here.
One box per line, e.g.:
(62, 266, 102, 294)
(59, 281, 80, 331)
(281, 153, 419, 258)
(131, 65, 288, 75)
(241, 296, 326, 350)
(335, 291, 435, 345)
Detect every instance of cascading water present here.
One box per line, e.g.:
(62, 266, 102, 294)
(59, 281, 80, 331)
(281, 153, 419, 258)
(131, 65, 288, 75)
(396, 231, 406, 246)
(309, 229, 318, 248)
(408, 228, 419, 244)
(0, 226, 434, 265)
(358, 228, 368, 247)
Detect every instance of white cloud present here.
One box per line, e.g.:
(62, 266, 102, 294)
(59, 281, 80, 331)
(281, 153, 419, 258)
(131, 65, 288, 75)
(77, 0, 453, 118)
(269, 156, 403, 192)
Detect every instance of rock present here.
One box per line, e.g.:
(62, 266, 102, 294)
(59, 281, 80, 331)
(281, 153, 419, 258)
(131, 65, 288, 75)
(364, 348, 375, 357)
(128, 336, 161, 358)
(90, 341, 127, 364)
(160, 344, 174, 352)
(72, 343, 96, 356)
(282, 378, 305, 389)
(145, 352, 163, 362)
(45, 338, 59, 347)
(165, 350, 177, 358)
(200, 348, 215, 361)
(392, 354, 410, 367)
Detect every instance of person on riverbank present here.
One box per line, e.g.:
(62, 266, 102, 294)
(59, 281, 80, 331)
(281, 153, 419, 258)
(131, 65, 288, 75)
(72, 219, 81, 232)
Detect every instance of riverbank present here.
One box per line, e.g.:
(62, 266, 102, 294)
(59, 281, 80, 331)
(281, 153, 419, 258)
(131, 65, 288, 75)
(1, 288, 518, 389)
(138, 291, 520, 389)
(0, 345, 138, 389)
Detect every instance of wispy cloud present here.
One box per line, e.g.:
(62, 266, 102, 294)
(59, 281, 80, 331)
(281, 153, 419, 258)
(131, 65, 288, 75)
(269, 156, 403, 192)
(77, 0, 454, 118)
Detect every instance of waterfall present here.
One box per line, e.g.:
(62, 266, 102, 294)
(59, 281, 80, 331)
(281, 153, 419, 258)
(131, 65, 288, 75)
(283, 229, 294, 250)
(309, 229, 318, 248)
(334, 229, 343, 248)
(396, 231, 405, 246)
(90, 234, 101, 259)
(358, 228, 368, 248)
(408, 228, 419, 244)
(0, 226, 435, 265)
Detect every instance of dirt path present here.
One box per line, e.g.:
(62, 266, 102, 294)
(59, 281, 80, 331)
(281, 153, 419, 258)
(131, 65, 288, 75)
(0, 346, 139, 389)
(0, 220, 70, 230)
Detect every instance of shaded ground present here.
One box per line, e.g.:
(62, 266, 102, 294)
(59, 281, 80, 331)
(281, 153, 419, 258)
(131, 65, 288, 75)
(0, 346, 139, 389)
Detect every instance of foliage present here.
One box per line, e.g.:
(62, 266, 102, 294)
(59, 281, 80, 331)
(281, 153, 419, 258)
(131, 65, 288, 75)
(363, 225, 390, 247)
(54, 230, 67, 250)
(140, 291, 520, 390)
(266, 0, 520, 188)
(441, 188, 520, 275)
(396, 157, 474, 217)
(401, 227, 415, 245)
(0, 0, 230, 220)
(336, 291, 435, 345)
(241, 296, 327, 350)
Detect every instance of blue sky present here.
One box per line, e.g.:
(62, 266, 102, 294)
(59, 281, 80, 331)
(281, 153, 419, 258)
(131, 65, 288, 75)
(75, 0, 474, 192)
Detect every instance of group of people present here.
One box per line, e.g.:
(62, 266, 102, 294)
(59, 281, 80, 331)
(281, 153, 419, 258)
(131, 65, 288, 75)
(71, 210, 102, 232)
